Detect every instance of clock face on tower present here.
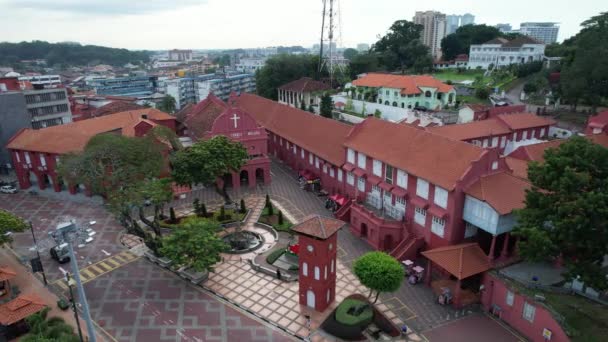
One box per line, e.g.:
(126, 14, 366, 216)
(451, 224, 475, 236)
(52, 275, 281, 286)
(307, 245, 314, 253)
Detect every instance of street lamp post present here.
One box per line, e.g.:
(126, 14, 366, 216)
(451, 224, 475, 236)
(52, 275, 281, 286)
(29, 221, 48, 286)
(56, 222, 97, 342)
(66, 273, 85, 342)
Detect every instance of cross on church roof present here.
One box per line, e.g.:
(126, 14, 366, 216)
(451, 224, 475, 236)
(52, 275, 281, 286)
(231, 113, 240, 128)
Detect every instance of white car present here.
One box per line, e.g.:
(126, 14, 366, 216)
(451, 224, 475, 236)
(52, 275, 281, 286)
(0, 185, 18, 194)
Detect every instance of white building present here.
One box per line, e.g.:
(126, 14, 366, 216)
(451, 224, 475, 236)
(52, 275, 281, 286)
(152, 60, 184, 69)
(168, 49, 193, 62)
(18, 75, 62, 87)
(413, 11, 447, 59)
(519, 22, 559, 44)
(468, 36, 545, 70)
(235, 58, 266, 74)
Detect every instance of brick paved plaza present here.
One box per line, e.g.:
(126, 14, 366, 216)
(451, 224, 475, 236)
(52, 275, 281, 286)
(0, 159, 523, 341)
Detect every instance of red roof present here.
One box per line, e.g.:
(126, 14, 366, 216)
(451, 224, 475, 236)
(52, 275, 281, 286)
(352, 73, 454, 95)
(278, 77, 330, 93)
(7, 109, 174, 154)
(233, 93, 352, 166)
(587, 111, 608, 129)
(179, 94, 228, 140)
(94, 101, 145, 117)
(0, 294, 47, 325)
(496, 113, 556, 130)
(427, 119, 511, 141)
(346, 118, 485, 190)
(0, 266, 16, 282)
(421, 243, 491, 280)
(505, 157, 529, 179)
(465, 172, 531, 215)
(292, 215, 345, 239)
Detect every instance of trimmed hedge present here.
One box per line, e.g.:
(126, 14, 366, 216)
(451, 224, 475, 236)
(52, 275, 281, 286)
(335, 299, 373, 327)
(266, 248, 285, 264)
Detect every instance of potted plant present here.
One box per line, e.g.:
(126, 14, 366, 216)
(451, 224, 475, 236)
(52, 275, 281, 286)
(57, 299, 70, 311)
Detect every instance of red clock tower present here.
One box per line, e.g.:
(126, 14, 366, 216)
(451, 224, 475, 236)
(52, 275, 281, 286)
(292, 215, 345, 312)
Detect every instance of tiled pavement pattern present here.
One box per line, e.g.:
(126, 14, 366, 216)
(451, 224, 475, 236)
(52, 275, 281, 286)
(85, 259, 293, 342)
(205, 260, 425, 341)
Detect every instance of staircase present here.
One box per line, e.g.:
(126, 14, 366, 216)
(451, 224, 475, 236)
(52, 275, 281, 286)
(390, 228, 424, 261)
(334, 199, 353, 221)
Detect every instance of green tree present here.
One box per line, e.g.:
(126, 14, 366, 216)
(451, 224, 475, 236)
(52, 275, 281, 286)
(157, 95, 177, 114)
(169, 207, 177, 223)
(307, 103, 315, 113)
(475, 87, 491, 100)
(513, 137, 608, 290)
(374, 109, 382, 118)
(343, 48, 359, 60)
(353, 252, 404, 303)
(349, 52, 381, 79)
(373, 20, 432, 73)
(160, 220, 227, 272)
(21, 308, 79, 342)
(320, 93, 333, 118)
(255, 54, 321, 100)
(441, 25, 503, 61)
(213, 54, 231, 67)
(171, 136, 248, 204)
(0, 210, 27, 245)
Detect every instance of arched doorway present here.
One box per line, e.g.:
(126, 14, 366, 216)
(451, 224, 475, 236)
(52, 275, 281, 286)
(306, 290, 316, 309)
(255, 168, 265, 184)
(361, 223, 368, 238)
(43, 174, 52, 188)
(239, 170, 249, 187)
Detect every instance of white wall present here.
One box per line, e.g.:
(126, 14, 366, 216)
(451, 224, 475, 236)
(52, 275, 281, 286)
(332, 95, 410, 122)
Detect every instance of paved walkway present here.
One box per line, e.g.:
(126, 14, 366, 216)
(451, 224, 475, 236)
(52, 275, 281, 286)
(424, 314, 525, 342)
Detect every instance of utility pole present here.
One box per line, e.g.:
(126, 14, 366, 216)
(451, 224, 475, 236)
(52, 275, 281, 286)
(29, 221, 47, 286)
(56, 222, 96, 342)
(318, 0, 327, 74)
(66, 273, 85, 342)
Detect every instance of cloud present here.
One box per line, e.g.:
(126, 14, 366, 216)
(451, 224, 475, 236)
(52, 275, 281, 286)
(7, 0, 205, 15)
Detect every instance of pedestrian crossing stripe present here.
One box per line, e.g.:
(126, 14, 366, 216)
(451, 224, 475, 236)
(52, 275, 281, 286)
(51, 250, 139, 288)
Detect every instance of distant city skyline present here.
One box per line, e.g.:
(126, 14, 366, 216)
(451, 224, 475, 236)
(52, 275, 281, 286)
(0, 0, 599, 50)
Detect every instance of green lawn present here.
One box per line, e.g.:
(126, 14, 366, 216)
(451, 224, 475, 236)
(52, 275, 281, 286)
(544, 293, 608, 342)
(432, 70, 485, 83)
(457, 95, 491, 105)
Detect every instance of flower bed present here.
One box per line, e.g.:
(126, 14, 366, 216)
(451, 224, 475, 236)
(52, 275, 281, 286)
(266, 248, 285, 264)
(258, 207, 293, 232)
(160, 209, 247, 228)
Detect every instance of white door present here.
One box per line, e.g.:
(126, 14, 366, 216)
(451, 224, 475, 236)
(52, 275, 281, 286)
(306, 290, 315, 309)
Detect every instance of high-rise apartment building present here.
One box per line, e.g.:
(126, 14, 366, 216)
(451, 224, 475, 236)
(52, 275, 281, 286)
(446, 13, 476, 34)
(413, 11, 447, 59)
(495, 24, 513, 33)
(519, 22, 559, 44)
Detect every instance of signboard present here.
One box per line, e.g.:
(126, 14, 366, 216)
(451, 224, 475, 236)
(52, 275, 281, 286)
(30, 257, 43, 273)
(542, 328, 552, 340)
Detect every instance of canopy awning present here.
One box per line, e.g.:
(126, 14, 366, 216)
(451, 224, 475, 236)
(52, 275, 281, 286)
(0, 294, 47, 326)
(422, 243, 491, 280)
(378, 181, 394, 192)
(329, 194, 349, 206)
(366, 175, 382, 186)
(0, 267, 16, 282)
(410, 196, 429, 209)
(391, 187, 408, 198)
(342, 163, 356, 172)
(428, 205, 448, 219)
(353, 168, 366, 178)
(299, 169, 319, 181)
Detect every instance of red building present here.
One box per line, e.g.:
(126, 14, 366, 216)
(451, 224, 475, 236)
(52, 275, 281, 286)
(292, 215, 344, 312)
(6, 109, 176, 195)
(428, 113, 556, 154)
(585, 110, 608, 135)
(177, 94, 271, 190)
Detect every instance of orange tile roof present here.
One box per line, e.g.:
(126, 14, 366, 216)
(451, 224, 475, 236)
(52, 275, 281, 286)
(0, 294, 47, 325)
(422, 243, 491, 280)
(6, 108, 174, 154)
(496, 113, 556, 130)
(505, 157, 529, 179)
(345, 118, 485, 190)
(512, 135, 608, 163)
(465, 172, 531, 215)
(181, 94, 228, 140)
(278, 77, 330, 93)
(587, 111, 608, 129)
(0, 266, 16, 282)
(233, 93, 352, 166)
(292, 215, 345, 239)
(427, 118, 511, 141)
(352, 73, 453, 95)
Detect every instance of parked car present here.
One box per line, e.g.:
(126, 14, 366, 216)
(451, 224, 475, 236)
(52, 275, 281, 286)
(0, 185, 18, 194)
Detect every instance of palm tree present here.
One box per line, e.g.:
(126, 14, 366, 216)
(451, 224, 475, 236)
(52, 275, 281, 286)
(21, 308, 80, 342)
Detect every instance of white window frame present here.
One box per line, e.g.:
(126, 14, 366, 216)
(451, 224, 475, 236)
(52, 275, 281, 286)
(414, 207, 427, 226)
(372, 159, 382, 177)
(431, 216, 446, 237)
(523, 302, 535, 322)
(301, 148, 305, 159)
(323, 165, 328, 174)
(279, 137, 283, 146)
(522, 130, 528, 140)
(385, 165, 394, 184)
(327, 289, 330, 303)
(329, 168, 335, 178)
(314, 266, 320, 280)
(302, 262, 308, 276)
(500, 136, 507, 148)
(482, 139, 489, 148)
(434, 186, 448, 209)
(540, 128, 545, 137)
(357, 177, 366, 192)
(15, 152, 20, 163)
(25, 152, 31, 164)
(491, 136, 499, 147)
(286, 141, 290, 149)
(331, 259, 335, 273)
(416, 178, 429, 199)
(397, 170, 408, 189)
(273, 134, 276, 142)
(39, 154, 46, 166)
(506, 291, 514, 306)
(491, 161, 498, 170)
(324, 266, 328, 279)
(347, 172, 354, 185)
(338, 169, 343, 182)
(395, 196, 406, 209)
(357, 152, 366, 169)
(309, 154, 314, 165)
(292, 144, 297, 155)
(347, 148, 355, 164)
(315, 157, 320, 169)
(531, 129, 536, 139)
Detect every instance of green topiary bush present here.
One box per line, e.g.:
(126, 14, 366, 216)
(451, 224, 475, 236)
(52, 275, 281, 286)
(266, 248, 285, 264)
(335, 299, 373, 327)
(57, 299, 70, 311)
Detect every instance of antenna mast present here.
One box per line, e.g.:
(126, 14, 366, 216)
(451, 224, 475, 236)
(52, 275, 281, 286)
(319, 0, 343, 88)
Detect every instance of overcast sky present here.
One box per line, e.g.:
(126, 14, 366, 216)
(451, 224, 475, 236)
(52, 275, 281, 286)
(0, 0, 601, 50)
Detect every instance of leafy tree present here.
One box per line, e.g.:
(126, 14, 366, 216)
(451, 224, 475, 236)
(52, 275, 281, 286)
(213, 54, 231, 67)
(21, 308, 79, 342)
(255, 54, 321, 100)
(343, 48, 359, 60)
(441, 25, 503, 61)
(373, 20, 432, 73)
(160, 220, 227, 272)
(171, 136, 248, 204)
(157, 95, 177, 114)
(374, 109, 382, 118)
(475, 87, 491, 100)
(353, 252, 404, 303)
(513, 137, 608, 290)
(0, 210, 27, 245)
(349, 52, 381, 79)
(320, 93, 333, 118)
